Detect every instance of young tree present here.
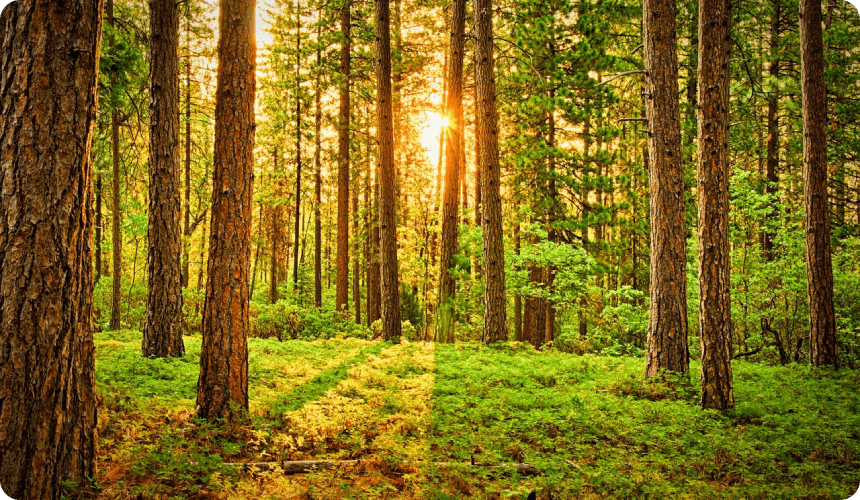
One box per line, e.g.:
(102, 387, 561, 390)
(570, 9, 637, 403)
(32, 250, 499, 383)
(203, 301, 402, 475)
(197, 0, 256, 421)
(375, 0, 402, 341)
(643, 0, 689, 376)
(314, 21, 324, 309)
(336, 0, 351, 313)
(475, 0, 506, 343)
(800, 0, 838, 367)
(436, 0, 466, 343)
(0, 0, 102, 495)
(697, 0, 733, 409)
(143, 0, 185, 358)
(108, 0, 124, 331)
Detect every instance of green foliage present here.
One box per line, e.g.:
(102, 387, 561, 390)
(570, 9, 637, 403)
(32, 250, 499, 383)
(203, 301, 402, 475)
(431, 344, 860, 498)
(251, 299, 371, 340)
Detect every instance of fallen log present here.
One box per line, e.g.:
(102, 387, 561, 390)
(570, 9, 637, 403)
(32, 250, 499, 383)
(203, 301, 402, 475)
(223, 459, 539, 476)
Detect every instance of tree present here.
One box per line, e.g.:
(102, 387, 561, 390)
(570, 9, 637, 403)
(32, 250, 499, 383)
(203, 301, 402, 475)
(697, 0, 734, 409)
(800, 0, 838, 367)
(0, 0, 101, 496)
(475, 0, 507, 343)
(109, 0, 124, 331)
(142, 0, 185, 358)
(436, 0, 466, 343)
(314, 19, 324, 309)
(336, 0, 351, 313)
(375, 0, 402, 341)
(197, 0, 256, 421)
(643, 0, 689, 376)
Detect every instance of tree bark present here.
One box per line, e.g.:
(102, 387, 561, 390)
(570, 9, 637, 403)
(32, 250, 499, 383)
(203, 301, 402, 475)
(0, 0, 101, 496)
(368, 158, 382, 326)
(143, 0, 185, 358)
(436, 0, 466, 343)
(197, 0, 255, 422)
(314, 20, 323, 309)
(336, 0, 351, 313)
(643, 0, 689, 376)
(109, 0, 123, 331)
(270, 152, 281, 304)
(293, 0, 302, 290)
(475, 0, 507, 343)
(182, 13, 192, 287)
(762, 0, 780, 262)
(697, 0, 734, 409)
(375, 0, 402, 341)
(800, 0, 838, 367)
(353, 141, 362, 324)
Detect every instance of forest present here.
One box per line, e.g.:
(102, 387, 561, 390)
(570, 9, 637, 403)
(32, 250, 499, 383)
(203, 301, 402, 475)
(0, 0, 859, 497)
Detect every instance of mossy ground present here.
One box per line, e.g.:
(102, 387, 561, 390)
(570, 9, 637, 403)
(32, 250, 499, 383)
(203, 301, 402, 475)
(85, 332, 860, 499)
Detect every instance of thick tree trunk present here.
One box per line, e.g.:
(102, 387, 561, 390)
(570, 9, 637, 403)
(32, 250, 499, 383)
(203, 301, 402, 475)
(800, 0, 838, 367)
(197, 0, 255, 422)
(436, 0, 466, 343)
(762, 0, 780, 262)
(375, 0, 402, 341)
(109, 0, 123, 331)
(143, 0, 185, 358)
(314, 21, 323, 309)
(475, 0, 507, 343)
(643, 0, 689, 376)
(336, 0, 351, 312)
(0, 0, 101, 496)
(697, 0, 734, 409)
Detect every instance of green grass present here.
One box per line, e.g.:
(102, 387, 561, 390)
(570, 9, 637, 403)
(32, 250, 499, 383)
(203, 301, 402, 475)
(91, 332, 860, 499)
(429, 342, 860, 499)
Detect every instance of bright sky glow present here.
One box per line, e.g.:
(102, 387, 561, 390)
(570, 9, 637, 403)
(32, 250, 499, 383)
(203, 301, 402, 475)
(419, 111, 447, 165)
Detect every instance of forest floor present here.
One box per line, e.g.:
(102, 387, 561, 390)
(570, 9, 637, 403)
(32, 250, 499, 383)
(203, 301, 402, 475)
(82, 330, 860, 499)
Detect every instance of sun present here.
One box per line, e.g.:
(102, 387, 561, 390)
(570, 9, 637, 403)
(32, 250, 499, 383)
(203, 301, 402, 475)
(419, 111, 448, 165)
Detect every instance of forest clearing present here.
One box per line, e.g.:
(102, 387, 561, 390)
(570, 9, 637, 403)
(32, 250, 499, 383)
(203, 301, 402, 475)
(90, 332, 859, 498)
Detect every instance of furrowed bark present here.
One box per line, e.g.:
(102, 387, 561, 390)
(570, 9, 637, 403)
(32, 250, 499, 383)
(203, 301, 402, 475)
(143, 0, 185, 358)
(0, 0, 102, 496)
(197, 0, 255, 422)
(643, 0, 689, 376)
(336, 0, 351, 313)
(475, 0, 507, 343)
(375, 0, 402, 341)
(697, 0, 734, 409)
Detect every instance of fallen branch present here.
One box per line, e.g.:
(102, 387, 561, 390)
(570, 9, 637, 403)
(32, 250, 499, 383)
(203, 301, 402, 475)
(223, 459, 539, 476)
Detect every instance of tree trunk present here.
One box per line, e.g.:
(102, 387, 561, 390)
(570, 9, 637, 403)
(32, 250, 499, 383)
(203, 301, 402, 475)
(353, 143, 362, 324)
(762, 0, 780, 262)
(197, 0, 255, 422)
(182, 13, 192, 287)
(143, 0, 185, 358)
(109, 0, 123, 331)
(514, 224, 523, 341)
(697, 0, 734, 409)
(368, 166, 382, 326)
(375, 0, 402, 341)
(270, 152, 281, 304)
(475, 0, 507, 343)
(800, 0, 838, 367)
(336, 0, 351, 313)
(293, 0, 302, 291)
(314, 18, 323, 309)
(0, 0, 101, 496)
(436, 0, 466, 343)
(643, 0, 689, 376)
(96, 171, 103, 283)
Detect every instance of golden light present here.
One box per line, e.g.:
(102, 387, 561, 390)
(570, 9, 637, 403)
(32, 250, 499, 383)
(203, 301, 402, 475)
(419, 111, 448, 164)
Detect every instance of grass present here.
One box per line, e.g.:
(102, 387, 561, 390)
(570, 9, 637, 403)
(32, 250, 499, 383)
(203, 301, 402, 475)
(88, 332, 860, 499)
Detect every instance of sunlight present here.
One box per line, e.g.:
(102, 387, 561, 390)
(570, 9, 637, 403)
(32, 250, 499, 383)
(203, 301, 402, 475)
(418, 111, 448, 165)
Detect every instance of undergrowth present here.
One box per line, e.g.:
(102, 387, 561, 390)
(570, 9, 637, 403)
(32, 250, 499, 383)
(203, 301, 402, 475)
(88, 331, 859, 499)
